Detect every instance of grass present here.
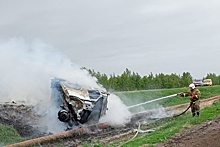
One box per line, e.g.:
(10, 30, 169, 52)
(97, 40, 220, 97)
(82, 86, 220, 147)
(83, 100, 220, 147)
(115, 85, 220, 112)
(1, 86, 219, 146)
(122, 100, 220, 147)
(0, 123, 24, 146)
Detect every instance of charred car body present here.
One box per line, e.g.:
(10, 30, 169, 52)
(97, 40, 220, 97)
(51, 78, 109, 127)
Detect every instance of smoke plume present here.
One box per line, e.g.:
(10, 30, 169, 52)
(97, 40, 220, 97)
(100, 94, 132, 126)
(0, 38, 130, 133)
(0, 38, 101, 105)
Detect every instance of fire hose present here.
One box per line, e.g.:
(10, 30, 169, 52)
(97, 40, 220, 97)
(127, 93, 193, 118)
(127, 94, 178, 109)
(117, 122, 141, 147)
(173, 102, 192, 117)
(118, 102, 192, 146)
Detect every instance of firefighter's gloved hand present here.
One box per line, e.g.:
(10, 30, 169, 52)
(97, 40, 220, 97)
(190, 95, 194, 100)
(190, 95, 198, 102)
(178, 93, 184, 97)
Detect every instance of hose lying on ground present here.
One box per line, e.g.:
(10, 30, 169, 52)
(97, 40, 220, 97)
(173, 102, 192, 118)
(117, 122, 141, 147)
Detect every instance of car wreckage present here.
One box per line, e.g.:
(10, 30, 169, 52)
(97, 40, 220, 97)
(51, 78, 110, 127)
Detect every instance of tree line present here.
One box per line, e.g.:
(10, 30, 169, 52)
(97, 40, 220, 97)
(83, 68, 220, 91)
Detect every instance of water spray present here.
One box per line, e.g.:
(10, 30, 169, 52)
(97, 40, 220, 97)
(127, 94, 178, 109)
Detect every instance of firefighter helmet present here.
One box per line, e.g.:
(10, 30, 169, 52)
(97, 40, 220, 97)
(189, 83, 195, 89)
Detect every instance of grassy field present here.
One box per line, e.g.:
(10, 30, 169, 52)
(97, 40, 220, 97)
(86, 100, 220, 147)
(120, 100, 220, 147)
(84, 86, 220, 147)
(1, 85, 219, 146)
(115, 85, 220, 112)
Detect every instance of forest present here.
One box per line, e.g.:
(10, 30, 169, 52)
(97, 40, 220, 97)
(83, 68, 220, 91)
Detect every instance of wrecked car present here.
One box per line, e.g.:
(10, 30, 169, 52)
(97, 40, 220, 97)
(50, 78, 109, 127)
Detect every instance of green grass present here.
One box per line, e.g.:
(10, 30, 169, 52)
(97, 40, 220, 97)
(82, 86, 220, 147)
(1, 86, 219, 146)
(122, 100, 220, 147)
(115, 85, 220, 112)
(83, 100, 220, 147)
(0, 123, 24, 146)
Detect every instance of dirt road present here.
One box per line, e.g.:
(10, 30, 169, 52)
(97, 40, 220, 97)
(157, 117, 220, 147)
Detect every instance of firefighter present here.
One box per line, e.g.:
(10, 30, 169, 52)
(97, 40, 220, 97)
(178, 83, 201, 117)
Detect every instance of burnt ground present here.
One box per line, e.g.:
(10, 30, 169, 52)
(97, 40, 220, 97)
(0, 102, 47, 138)
(1, 96, 220, 147)
(156, 117, 220, 147)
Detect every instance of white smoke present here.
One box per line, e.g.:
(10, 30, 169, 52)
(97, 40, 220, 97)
(139, 104, 171, 117)
(0, 38, 131, 133)
(100, 94, 132, 126)
(0, 38, 101, 105)
(114, 93, 174, 125)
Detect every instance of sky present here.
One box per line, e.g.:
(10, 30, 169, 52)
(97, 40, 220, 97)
(1, 0, 220, 79)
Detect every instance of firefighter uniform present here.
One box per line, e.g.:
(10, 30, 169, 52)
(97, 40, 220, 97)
(179, 85, 201, 117)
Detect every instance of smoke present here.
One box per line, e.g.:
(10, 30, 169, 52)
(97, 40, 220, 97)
(99, 94, 131, 126)
(0, 38, 101, 105)
(115, 93, 174, 125)
(0, 38, 131, 133)
(139, 104, 171, 117)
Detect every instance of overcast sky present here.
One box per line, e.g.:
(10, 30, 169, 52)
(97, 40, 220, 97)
(1, 0, 220, 79)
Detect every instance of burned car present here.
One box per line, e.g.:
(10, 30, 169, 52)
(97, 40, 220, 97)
(51, 78, 109, 127)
